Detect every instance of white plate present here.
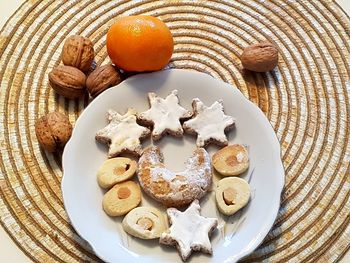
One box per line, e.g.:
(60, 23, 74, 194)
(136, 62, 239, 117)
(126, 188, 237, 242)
(62, 69, 284, 263)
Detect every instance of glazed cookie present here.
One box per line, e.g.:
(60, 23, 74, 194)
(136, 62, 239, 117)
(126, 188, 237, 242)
(160, 200, 218, 261)
(97, 157, 137, 189)
(138, 90, 192, 140)
(212, 144, 249, 176)
(96, 108, 150, 157)
(138, 146, 212, 207)
(183, 99, 235, 147)
(215, 177, 250, 216)
(102, 181, 141, 216)
(122, 207, 168, 239)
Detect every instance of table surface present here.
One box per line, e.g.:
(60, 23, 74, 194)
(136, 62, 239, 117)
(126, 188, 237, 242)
(0, 0, 349, 262)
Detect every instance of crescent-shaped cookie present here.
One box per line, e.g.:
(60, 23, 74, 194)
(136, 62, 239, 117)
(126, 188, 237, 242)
(138, 146, 212, 207)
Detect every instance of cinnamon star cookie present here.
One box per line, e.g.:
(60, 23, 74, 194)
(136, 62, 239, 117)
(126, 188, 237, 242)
(183, 98, 235, 147)
(138, 90, 192, 140)
(96, 108, 150, 157)
(159, 199, 218, 261)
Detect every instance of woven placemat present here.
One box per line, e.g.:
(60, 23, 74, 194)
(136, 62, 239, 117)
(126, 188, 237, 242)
(0, 0, 349, 262)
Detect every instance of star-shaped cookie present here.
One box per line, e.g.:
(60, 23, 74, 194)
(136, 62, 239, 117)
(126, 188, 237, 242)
(183, 98, 235, 147)
(138, 90, 192, 140)
(159, 199, 218, 261)
(95, 108, 150, 157)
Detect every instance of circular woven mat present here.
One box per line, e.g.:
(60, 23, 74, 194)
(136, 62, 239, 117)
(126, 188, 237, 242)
(0, 0, 349, 262)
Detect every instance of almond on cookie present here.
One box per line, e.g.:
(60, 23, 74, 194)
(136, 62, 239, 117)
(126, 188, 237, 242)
(102, 181, 141, 216)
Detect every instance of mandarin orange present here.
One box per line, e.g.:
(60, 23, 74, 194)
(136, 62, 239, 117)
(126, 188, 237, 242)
(106, 15, 174, 72)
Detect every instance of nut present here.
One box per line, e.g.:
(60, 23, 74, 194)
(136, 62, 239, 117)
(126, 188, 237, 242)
(137, 217, 153, 230)
(117, 187, 131, 199)
(86, 65, 122, 97)
(61, 35, 94, 72)
(49, 65, 86, 99)
(223, 187, 236, 205)
(35, 112, 73, 152)
(241, 41, 278, 72)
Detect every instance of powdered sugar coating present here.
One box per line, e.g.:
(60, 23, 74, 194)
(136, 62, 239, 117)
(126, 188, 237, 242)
(138, 146, 212, 207)
(95, 108, 150, 157)
(236, 152, 245, 163)
(183, 99, 235, 147)
(138, 90, 192, 140)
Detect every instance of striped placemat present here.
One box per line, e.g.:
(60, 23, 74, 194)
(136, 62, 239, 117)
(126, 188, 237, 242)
(0, 0, 349, 262)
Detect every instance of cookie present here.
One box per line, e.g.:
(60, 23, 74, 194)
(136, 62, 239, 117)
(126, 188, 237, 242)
(215, 177, 250, 216)
(138, 146, 212, 207)
(96, 108, 151, 157)
(138, 90, 192, 140)
(183, 98, 235, 147)
(102, 180, 141, 216)
(212, 144, 249, 176)
(159, 200, 218, 261)
(97, 157, 137, 189)
(122, 207, 168, 239)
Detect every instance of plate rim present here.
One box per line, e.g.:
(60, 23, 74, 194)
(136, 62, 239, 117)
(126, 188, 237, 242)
(61, 69, 285, 263)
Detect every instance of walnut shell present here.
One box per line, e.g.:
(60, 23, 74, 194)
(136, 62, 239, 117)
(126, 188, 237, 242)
(86, 65, 122, 98)
(241, 41, 278, 72)
(35, 112, 73, 152)
(48, 65, 86, 99)
(61, 35, 95, 72)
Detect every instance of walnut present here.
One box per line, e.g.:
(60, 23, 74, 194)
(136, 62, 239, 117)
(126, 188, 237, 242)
(86, 64, 122, 98)
(35, 112, 73, 152)
(61, 35, 94, 72)
(48, 65, 86, 99)
(241, 41, 278, 72)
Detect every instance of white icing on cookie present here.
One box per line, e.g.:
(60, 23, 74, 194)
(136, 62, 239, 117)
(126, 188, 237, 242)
(95, 108, 150, 157)
(183, 98, 235, 147)
(159, 200, 218, 261)
(138, 90, 192, 140)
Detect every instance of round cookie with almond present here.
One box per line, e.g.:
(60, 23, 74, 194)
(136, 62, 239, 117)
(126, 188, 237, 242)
(102, 181, 141, 216)
(212, 144, 249, 176)
(122, 207, 168, 239)
(215, 177, 250, 216)
(97, 157, 137, 189)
